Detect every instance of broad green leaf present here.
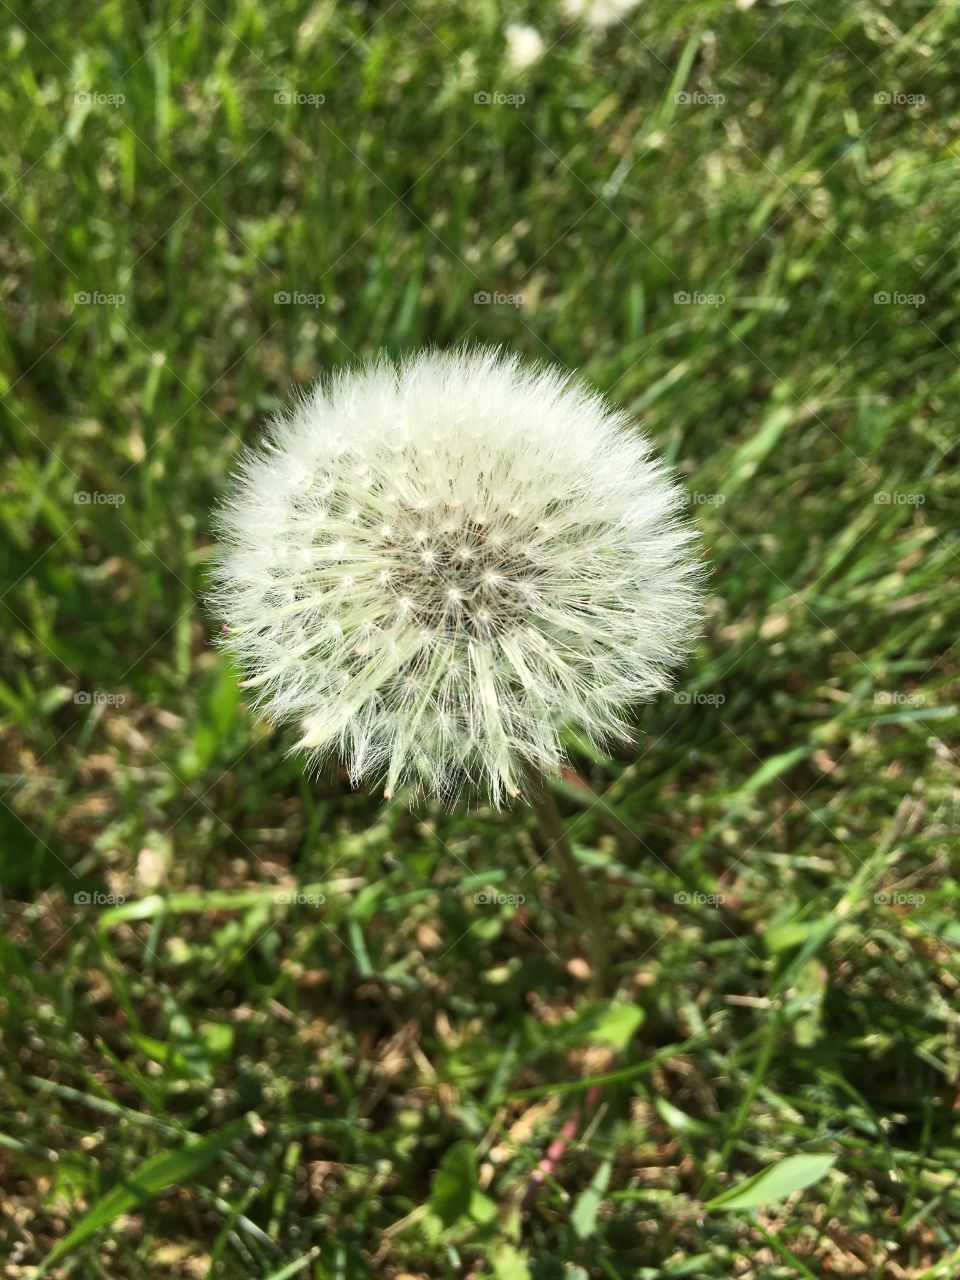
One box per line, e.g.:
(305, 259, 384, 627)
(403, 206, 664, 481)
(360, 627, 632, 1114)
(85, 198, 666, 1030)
(491, 1243, 531, 1280)
(199, 1021, 235, 1060)
(764, 920, 814, 954)
(38, 1120, 246, 1272)
(469, 1189, 497, 1224)
(588, 1001, 644, 1051)
(430, 1141, 476, 1228)
(705, 1153, 837, 1211)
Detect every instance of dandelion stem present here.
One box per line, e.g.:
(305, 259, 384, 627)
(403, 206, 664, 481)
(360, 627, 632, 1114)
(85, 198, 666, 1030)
(524, 767, 613, 995)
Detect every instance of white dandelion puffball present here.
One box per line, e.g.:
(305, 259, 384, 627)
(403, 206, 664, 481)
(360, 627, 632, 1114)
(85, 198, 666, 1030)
(212, 348, 702, 805)
(504, 23, 545, 72)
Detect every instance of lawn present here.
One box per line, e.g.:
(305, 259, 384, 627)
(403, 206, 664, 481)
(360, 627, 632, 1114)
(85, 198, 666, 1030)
(1, 0, 959, 1276)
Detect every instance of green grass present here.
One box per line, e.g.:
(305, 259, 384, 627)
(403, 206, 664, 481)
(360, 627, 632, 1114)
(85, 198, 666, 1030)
(2, 0, 959, 1275)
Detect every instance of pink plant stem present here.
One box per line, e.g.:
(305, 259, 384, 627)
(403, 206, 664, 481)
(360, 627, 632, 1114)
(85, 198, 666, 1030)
(522, 1084, 604, 1209)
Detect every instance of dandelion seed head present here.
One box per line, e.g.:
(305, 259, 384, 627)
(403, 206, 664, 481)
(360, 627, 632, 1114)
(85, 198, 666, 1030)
(505, 23, 545, 73)
(212, 347, 704, 805)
